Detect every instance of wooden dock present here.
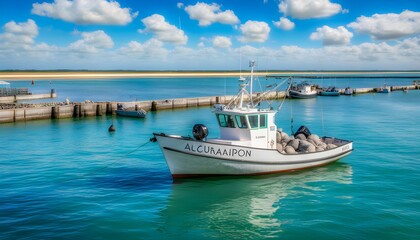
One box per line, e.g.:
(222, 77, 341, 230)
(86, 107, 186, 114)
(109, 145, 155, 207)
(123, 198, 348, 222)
(0, 84, 418, 124)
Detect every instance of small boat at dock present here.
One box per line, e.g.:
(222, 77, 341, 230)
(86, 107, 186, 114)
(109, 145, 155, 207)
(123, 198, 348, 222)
(152, 61, 353, 178)
(377, 84, 391, 93)
(287, 81, 317, 99)
(318, 86, 340, 96)
(115, 104, 147, 118)
(343, 87, 353, 95)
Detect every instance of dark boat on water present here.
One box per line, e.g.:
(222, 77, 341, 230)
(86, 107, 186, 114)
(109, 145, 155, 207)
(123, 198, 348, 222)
(287, 81, 317, 99)
(319, 86, 340, 96)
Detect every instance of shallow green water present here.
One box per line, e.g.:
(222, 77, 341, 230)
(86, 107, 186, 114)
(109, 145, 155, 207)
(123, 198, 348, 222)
(1, 90, 419, 239)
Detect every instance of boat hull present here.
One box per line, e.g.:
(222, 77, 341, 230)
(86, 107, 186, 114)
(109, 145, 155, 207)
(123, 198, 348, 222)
(377, 89, 390, 93)
(116, 110, 146, 118)
(288, 90, 317, 99)
(319, 91, 340, 96)
(154, 133, 353, 178)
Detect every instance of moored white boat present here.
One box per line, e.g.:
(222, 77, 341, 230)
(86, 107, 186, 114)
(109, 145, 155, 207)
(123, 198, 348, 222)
(152, 61, 352, 178)
(343, 87, 353, 95)
(287, 81, 317, 99)
(116, 104, 147, 118)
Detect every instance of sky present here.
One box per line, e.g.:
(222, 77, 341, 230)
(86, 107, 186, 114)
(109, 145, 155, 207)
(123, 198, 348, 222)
(0, 0, 419, 70)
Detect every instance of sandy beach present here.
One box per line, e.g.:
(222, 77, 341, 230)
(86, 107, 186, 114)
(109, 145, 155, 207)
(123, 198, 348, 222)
(1, 71, 419, 80)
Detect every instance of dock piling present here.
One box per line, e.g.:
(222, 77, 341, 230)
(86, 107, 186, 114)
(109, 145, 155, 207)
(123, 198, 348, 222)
(96, 104, 102, 116)
(51, 106, 58, 119)
(151, 101, 157, 111)
(106, 103, 113, 114)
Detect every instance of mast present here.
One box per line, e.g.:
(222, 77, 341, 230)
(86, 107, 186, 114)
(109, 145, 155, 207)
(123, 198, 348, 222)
(249, 60, 255, 106)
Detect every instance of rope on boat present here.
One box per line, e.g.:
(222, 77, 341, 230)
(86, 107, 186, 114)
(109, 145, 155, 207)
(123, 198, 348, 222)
(124, 139, 152, 155)
(290, 92, 294, 135)
(276, 78, 291, 112)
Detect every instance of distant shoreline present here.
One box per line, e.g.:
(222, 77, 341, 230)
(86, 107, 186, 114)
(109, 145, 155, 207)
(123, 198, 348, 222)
(0, 70, 419, 80)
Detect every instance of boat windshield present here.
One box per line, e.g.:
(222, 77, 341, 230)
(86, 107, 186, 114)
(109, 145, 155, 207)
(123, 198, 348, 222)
(217, 114, 235, 128)
(235, 115, 248, 129)
(217, 113, 268, 129)
(248, 114, 267, 129)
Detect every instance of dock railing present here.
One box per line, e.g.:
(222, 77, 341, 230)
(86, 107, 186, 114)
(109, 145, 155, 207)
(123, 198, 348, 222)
(0, 88, 31, 97)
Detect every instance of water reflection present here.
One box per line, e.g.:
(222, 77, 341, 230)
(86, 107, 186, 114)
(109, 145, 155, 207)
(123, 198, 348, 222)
(157, 163, 353, 239)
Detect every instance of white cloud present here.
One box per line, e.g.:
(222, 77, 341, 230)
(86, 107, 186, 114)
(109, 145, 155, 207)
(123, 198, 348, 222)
(273, 17, 295, 30)
(185, 2, 239, 26)
(141, 14, 188, 45)
(0, 19, 38, 48)
(310, 26, 353, 46)
(280, 37, 420, 68)
(212, 36, 232, 48)
(279, 0, 342, 19)
(238, 21, 270, 43)
(119, 39, 168, 58)
(32, 0, 138, 25)
(347, 10, 420, 40)
(0, 20, 419, 70)
(281, 45, 309, 54)
(0, 19, 62, 63)
(396, 36, 420, 58)
(69, 30, 114, 53)
(177, 2, 184, 9)
(2, 38, 419, 70)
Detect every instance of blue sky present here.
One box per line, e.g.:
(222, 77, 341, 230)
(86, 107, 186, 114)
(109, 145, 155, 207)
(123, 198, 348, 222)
(0, 0, 419, 70)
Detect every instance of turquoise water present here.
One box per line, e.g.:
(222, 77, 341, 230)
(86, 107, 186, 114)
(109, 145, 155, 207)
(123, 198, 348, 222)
(1, 84, 420, 239)
(8, 76, 418, 102)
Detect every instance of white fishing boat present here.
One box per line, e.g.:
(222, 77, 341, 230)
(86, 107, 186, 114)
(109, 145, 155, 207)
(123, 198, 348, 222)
(115, 104, 147, 118)
(287, 81, 317, 99)
(152, 61, 353, 178)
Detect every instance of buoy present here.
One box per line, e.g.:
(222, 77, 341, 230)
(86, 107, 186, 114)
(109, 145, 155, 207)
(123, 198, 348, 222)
(108, 124, 116, 132)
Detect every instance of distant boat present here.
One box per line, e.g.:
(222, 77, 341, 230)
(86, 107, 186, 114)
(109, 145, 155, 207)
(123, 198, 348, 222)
(343, 87, 353, 96)
(0, 80, 11, 86)
(288, 81, 317, 99)
(115, 104, 147, 118)
(377, 84, 391, 93)
(319, 86, 340, 96)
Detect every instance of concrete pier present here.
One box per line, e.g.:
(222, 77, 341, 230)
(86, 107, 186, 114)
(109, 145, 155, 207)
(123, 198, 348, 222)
(0, 84, 418, 124)
(0, 90, 57, 104)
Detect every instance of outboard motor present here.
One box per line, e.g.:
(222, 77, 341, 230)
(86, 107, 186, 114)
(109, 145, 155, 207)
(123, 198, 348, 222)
(294, 125, 311, 138)
(192, 124, 208, 141)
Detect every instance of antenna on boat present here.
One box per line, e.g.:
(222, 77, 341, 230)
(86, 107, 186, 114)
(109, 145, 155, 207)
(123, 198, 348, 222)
(239, 48, 243, 80)
(249, 60, 255, 106)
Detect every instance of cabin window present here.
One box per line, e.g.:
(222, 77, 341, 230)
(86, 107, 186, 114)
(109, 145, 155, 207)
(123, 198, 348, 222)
(227, 115, 235, 128)
(248, 114, 268, 129)
(248, 115, 259, 129)
(217, 114, 227, 127)
(260, 114, 267, 128)
(235, 115, 248, 129)
(217, 114, 235, 128)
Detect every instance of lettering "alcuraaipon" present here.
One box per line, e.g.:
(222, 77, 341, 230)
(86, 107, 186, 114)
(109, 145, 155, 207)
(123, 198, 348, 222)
(184, 143, 251, 158)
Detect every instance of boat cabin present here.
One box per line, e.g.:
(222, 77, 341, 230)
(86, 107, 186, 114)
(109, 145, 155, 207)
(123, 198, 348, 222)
(210, 104, 277, 149)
